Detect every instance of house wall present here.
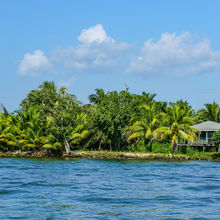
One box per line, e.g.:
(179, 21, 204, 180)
(199, 131, 214, 144)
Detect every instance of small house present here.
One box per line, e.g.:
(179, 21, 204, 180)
(179, 121, 220, 151)
(192, 121, 220, 146)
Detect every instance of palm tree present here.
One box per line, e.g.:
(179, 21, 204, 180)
(197, 101, 220, 122)
(88, 89, 105, 105)
(68, 113, 90, 147)
(0, 111, 15, 149)
(0, 106, 51, 151)
(140, 92, 157, 104)
(70, 111, 111, 151)
(78, 129, 105, 150)
(126, 103, 164, 151)
(154, 103, 199, 152)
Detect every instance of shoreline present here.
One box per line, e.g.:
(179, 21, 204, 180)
(0, 150, 220, 162)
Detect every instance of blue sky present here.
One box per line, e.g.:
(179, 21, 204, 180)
(1, 0, 220, 112)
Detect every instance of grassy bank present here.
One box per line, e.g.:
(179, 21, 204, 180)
(1, 149, 220, 162)
(68, 150, 219, 161)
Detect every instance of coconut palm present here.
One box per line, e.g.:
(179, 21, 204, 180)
(0, 111, 15, 149)
(88, 89, 106, 105)
(8, 107, 49, 149)
(126, 103, 164, 151)
(68, 113, 90, 148)
(76, 129, 105, 150)
(154, 103, 199, 152)
(197, 101, 220, 122)
(138, 92, 157, 105)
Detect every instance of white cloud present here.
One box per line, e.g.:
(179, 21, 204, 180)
(18, 27, 220, 78)
(18, 50, 51, 76)
(52, 24, 130, 73)
(58, 76, 75, 88)
(52, 43, 130, 73)
(78, 24, 114, 44)
(128, 32, 220, 76)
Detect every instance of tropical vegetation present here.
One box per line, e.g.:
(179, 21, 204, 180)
(1, 81, 220, 156)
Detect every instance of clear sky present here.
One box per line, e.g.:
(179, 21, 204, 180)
(1, 0, 220, 112)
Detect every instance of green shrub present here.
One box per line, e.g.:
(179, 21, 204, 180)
(127, 140, 147, 152)
(152, 142, 172, 153)
(211, 152, 220, 159)
(0, 144, 8, 151)
(213, 131, 220, 147)
(136, 140, 146, 152)
(186, 147, 198, 156)
(178, 145, 187, 154)
(127, 144, 136, 152)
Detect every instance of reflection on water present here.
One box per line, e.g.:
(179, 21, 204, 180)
(1, 158, 220, 219)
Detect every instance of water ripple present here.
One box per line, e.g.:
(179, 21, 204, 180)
(1, 158, 220, 219)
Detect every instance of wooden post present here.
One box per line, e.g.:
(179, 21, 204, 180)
(206, 131, 208, 144)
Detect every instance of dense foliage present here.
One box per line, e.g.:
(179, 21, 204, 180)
(1, 81, 220, 155)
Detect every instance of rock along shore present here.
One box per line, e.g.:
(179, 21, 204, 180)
(0, 150, 219, 161)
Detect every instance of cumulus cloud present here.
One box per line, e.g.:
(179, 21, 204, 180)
(128, 32, 220, 76)
(58, 77, 75, 88)
(18, 26, 220, 78)
(52, 43, 130, 73)
(77, 24, 114, 44)
(18, 50, 51, 76)
(52, 24, 130, 73)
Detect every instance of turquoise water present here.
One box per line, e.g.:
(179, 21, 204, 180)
(1, 158, 220, 219)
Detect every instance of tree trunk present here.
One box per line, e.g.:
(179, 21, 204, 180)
(109, 141, 112, 151)
(98, 141, 102, 151)
(172, 144, 175, 153)
(149, 140, 153, 152)
(64, 138, 70, 155)
(117, 141, 121, 151)
(172, 143, 178, 153)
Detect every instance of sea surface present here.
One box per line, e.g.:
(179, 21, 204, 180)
(1, 158, 220, 219)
